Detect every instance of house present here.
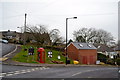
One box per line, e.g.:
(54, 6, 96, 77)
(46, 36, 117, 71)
(0, 30, 21, 43)
(115, 45, 120, 57)
(0, 30, 51, 45)
(66, 42, 97, 64)
(94, 44, 118, 59)
(93, 44, 113, 55)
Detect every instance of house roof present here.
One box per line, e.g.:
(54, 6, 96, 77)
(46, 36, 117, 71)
(115, 45, 120, 51)
(93, 43, 114, 52)
(71, 42, 97, 50)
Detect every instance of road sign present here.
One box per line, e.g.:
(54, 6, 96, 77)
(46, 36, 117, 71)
(48, 51, 52, 58)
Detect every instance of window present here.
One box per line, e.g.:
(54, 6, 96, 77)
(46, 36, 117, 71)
(78, 44, 83, 47)
(87, 44, 92, 48)
(97, 46, 101, 49)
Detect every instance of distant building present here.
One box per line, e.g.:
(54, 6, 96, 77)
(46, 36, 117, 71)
(66, 42, 97, 64)
(94, 43, 118, 59)
(115, 45, 120, 57)
(0, 30, 51, 45)
(0, 30, 21, 43)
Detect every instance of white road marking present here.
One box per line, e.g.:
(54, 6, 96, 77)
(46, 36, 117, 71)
(0, 75, 4, 77)
(3, 45, 17, 58)
(20, 71, 27, 74)
(2, 73, 7, 75)
(14, 71, 20, 73)
(0, 73, 6, 77)
(35, 68, 39, 70)
(87, 70, 92, 72)
(26, 70, 31, 73)
(72, 68, 117, 77)
(0, 45, 18, 61)
(0, 57, 8, 61)
(21, 70, 26, 72)
(42, 67, 46, 69)
(0, 67, 50, 77)
(88, 77, 92, 78)
(72, 72, 82, 76)
(31, 69, 35, 71)
(40, 68, 43, 70)
(6, 74, 13, 76)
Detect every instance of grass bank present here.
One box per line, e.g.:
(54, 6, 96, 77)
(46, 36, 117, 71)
(12, 45, 72, 64)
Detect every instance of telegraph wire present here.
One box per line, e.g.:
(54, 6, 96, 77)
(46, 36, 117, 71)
(2, 14, 24, 19)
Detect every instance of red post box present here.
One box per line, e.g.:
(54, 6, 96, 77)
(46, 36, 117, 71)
(37, 48, 46, 63)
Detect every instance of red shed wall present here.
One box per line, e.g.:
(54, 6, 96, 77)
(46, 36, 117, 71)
(78, 50, 97, 64)
(67, 43, 97, 64)
(67, 43, 79, 60)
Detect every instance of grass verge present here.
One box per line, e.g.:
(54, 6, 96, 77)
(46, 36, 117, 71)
(12, 45, 68, 64)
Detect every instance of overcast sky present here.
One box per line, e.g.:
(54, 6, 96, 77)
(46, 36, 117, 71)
(0, 0, 119, 41)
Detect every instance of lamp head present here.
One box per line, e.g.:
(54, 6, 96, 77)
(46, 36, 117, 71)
(73, 17, 77, 19)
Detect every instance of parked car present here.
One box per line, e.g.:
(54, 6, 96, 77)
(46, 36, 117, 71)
(0, 39, 8, 44)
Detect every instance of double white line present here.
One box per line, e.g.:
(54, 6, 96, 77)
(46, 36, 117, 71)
(0, 67, 50, 77)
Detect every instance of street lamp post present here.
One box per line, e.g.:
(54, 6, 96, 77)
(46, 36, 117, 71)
(24, 13, 27, 45)
(66, 17, 77, 65)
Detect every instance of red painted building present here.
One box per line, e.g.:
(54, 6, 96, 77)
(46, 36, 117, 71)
(66, 42, 97, 64)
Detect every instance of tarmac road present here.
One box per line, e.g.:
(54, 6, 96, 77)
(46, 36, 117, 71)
(2, 66, 119, 78)
(0, 43, 16, 57)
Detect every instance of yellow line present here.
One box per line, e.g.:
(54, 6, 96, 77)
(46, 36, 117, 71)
(0, 57, 8, 61)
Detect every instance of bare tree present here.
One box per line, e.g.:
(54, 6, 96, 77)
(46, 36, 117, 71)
(26, 25, 50, 46)
(73, 28, 97, 43)
(73, 28, 114, 45)
(94, 29, 114, 44)
(49, 29, 64, 46)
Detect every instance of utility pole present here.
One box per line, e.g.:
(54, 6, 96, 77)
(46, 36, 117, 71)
(66, 18, 68, 65)
(65, 17, 77, 65)
(23, 13, 27, 45)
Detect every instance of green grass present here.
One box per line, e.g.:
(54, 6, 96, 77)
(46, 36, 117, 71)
(12, 45, 66, 64)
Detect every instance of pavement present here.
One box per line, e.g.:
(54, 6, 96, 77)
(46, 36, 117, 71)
(2, 44, 118, 67)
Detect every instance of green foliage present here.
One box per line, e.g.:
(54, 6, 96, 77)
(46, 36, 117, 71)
(114, 58, 120, 65)
(19, 40, 23, 45)
(97, 53, 108, 63)
(106, 59, 115, 65)
(12, 45, 66, 64)
(97, 53, 107, 58)
(45, 49, 65, 64)
(26, 37, 31, 43)
(12, 45, 38, 63)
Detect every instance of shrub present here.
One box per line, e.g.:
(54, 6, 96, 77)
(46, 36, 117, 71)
(97, 53, 108, 63)
(106, 59, 115, 65)
(114, 58, 120, 65)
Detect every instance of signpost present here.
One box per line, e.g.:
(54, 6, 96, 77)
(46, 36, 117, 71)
(48, 51, 52, 58)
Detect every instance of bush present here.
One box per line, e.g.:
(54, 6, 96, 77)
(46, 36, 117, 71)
(97, 53, 108, 63)
(106, 59, 115, 65)
(18, 40, 23, 45)
(44, 46, 64, 51)
(114, 58, 120, 65)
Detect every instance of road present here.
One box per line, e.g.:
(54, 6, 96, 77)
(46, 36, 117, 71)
(0, 43, 16, 56)
(1, 66, 119, 78)
(0, 43, 119, 80)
